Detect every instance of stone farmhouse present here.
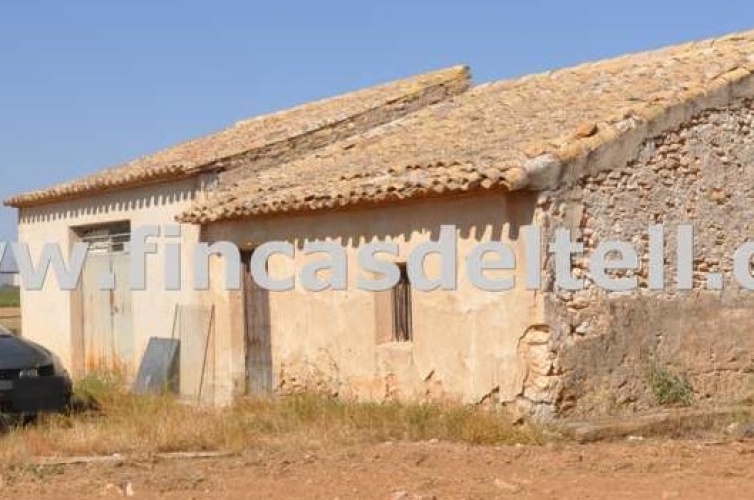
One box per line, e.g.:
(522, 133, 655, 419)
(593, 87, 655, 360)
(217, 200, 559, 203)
(7, 30, 754, 419)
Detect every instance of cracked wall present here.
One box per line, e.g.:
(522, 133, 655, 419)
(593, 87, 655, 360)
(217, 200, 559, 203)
(204, 191, 548, 411)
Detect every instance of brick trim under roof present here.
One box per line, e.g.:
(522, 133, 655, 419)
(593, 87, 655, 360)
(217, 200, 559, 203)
(177, 29, 754, 224)
(4, 65, 471, 208)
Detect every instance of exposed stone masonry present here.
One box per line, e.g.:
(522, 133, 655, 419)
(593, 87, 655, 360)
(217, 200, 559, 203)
(537, 102, 754, 417)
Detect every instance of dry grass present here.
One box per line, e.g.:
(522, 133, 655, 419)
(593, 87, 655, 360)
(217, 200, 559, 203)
(0, 376, 545, 468)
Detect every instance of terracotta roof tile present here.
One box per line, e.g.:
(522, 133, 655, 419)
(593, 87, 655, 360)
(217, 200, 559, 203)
(5, 66, 470, 208)
(180, 29, 754, 223)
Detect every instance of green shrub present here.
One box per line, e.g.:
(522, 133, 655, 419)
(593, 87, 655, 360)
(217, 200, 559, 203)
(648, 365, 694, 407)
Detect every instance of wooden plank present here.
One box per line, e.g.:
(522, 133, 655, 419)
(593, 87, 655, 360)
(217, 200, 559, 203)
(243, 257, 273, 396)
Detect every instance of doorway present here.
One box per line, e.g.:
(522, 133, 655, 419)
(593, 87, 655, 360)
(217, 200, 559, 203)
(241, 250, 273, 396)
(78, 222, 134, 377)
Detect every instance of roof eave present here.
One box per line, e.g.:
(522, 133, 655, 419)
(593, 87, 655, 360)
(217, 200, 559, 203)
(4, 168, 202, 209)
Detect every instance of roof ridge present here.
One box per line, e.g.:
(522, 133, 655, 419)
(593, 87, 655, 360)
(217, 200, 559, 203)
(5, 65, 470, 208)
(177, 28, 754, 223)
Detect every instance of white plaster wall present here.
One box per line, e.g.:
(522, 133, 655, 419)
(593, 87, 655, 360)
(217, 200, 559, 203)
(17, 178, 208, 397)
(205, 191, 546, 406)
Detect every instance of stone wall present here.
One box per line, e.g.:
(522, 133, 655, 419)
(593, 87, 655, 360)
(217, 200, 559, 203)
(538, 101, 754, 417)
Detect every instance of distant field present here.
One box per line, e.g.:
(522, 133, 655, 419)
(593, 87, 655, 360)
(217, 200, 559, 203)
(0, 286, 20, 308)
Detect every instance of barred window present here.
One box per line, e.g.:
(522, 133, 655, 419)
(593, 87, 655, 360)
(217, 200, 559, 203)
(391, 263, 413, 342)
(77, 222, 132, 255)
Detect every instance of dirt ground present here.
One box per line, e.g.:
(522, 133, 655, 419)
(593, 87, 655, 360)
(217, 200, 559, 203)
(1, 307, 750, 498)
(2, 438, 754, 499)
(0, 307, 21, 333)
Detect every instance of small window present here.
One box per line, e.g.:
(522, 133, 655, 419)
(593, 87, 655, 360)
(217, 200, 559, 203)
(77, 222, 132, 255)
(391, 263, 413, 342)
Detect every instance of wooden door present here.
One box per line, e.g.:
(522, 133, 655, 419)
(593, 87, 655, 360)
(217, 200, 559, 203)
(242, 253, 273, 396)
(81, 252, 134, 377)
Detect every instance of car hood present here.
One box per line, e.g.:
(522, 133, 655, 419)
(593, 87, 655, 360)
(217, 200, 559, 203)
(0, 333, 55, 370)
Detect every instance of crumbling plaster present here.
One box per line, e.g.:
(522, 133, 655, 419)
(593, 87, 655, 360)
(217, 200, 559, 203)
(538, 101, 754, 417)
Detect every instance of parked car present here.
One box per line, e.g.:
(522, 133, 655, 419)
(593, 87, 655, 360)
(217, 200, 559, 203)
(0, 325, 72, 417)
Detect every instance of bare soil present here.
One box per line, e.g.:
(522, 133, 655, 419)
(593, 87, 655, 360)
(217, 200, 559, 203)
(3, 438, 754, 499)
(0, 307, 21, 333)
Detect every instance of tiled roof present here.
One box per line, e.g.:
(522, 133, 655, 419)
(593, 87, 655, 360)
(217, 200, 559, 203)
(179, 29, 754, 224)
(5, 66, 470, 208)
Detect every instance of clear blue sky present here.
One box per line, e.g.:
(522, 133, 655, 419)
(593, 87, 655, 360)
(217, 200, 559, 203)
(0, 0, 751, 246)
